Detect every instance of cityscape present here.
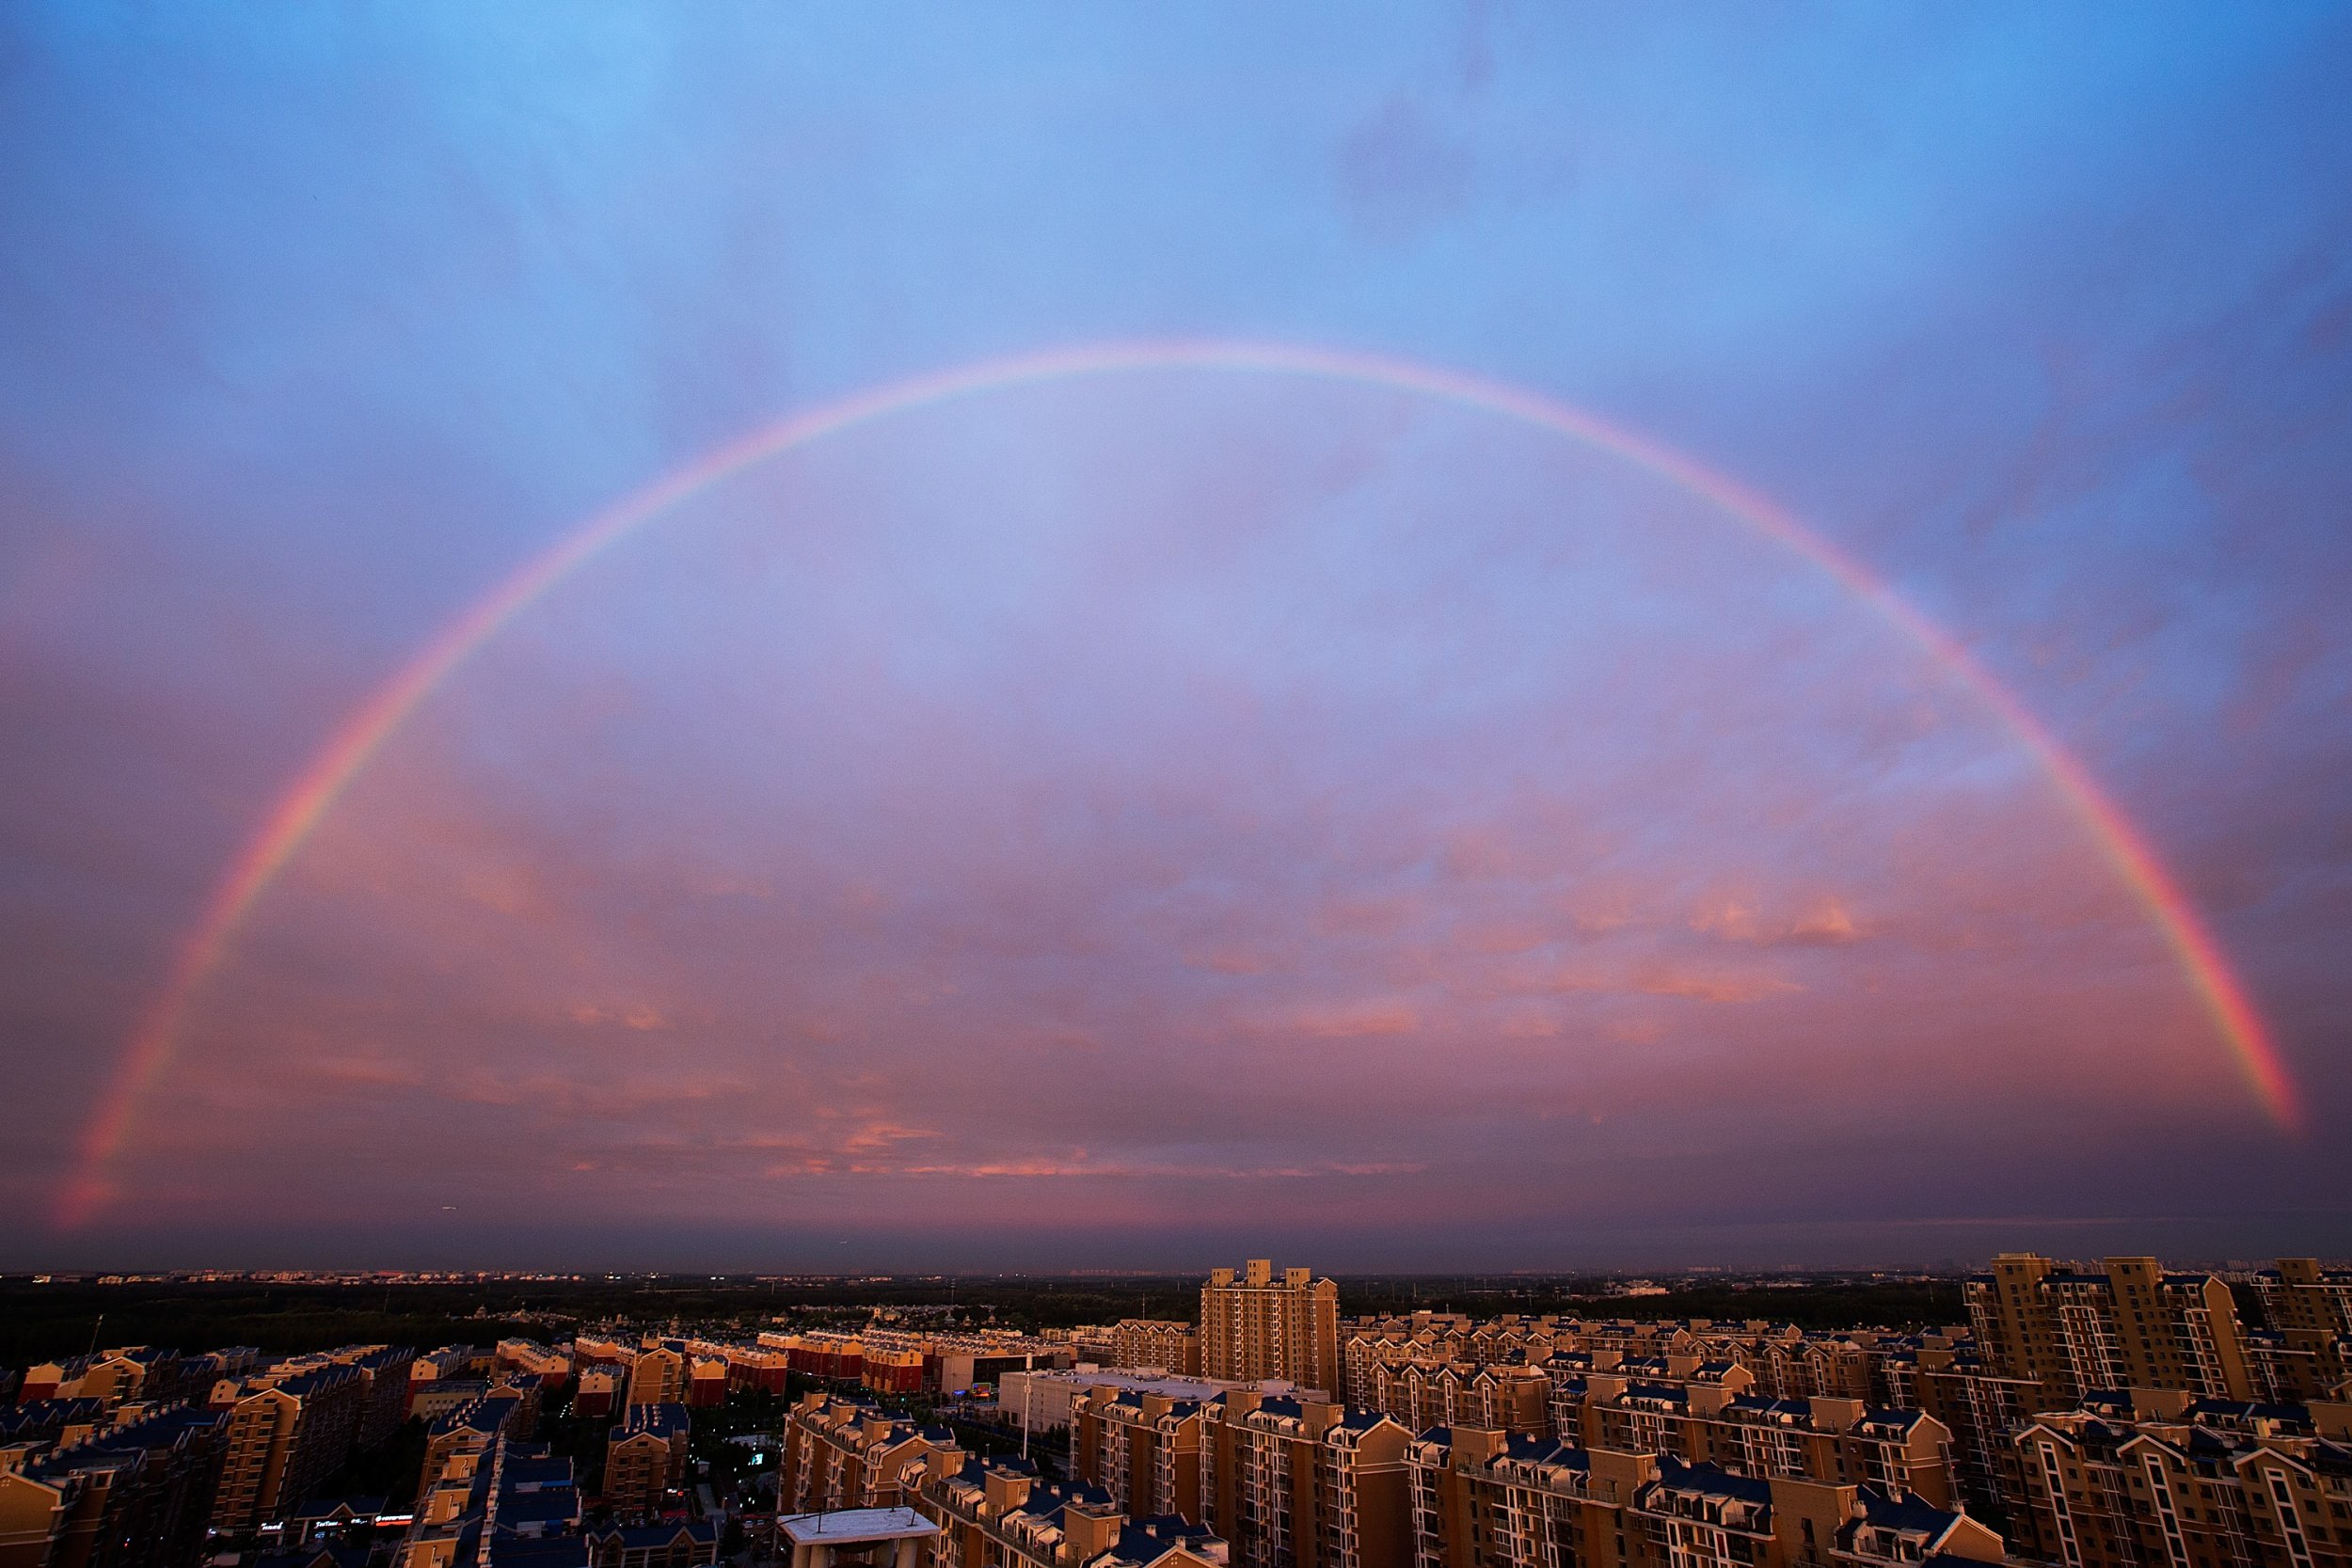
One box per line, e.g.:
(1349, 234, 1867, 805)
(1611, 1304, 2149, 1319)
(6, 6, 2351, 1568)
(2, 1257, 2351, 1566)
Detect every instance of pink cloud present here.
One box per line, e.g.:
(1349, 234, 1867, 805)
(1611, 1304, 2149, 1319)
(1280, 1001, 1422, 1037)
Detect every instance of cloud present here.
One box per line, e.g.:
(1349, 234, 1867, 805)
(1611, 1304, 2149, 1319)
(840, 1121, 940, 1155)
(14, 11, 2351, 1261)
(305, 1055, 425, 1090)
(1631, 967, 1803, 1005)
(1334, 95, 1474, 245)
(568, 1003, 672, 1031)
(1187, 947, 1275, 975)
(1280, 1001, 1422, 1037)
(1691, 896, 1868, 947)
(1543, 964, 1800, 1005)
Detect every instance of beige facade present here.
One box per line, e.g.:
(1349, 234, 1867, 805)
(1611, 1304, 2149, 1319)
(1112, 1323, 1203, 1378)
(605, 1403, 691, 1515)
(2260, 1259, 2352, 1339)
(1964, 1254, 2254, 1405)
(1073, 1387, 1206, 1523)
(1202, 1263, 1340, 1395)
(2010, 1395, 2352, 1568)
(779, 1392, 942, 1514)
(1194, 1389, 1411, 1568)
(628, 1346, 689, 1407)
(207, 1365, 361, 1532)
(0, 1404, 225, 1568)
(914, 1454, 1229, 1568)
(1407, 1427, 2002, 1568)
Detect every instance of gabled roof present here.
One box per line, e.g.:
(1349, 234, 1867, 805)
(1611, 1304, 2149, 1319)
(1648, 1458, 1772, 1506)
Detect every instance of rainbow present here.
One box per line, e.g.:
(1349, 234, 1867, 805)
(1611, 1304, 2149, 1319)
(53, 340, 2301, 1227)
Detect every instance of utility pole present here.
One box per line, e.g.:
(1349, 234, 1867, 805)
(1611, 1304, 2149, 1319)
(1020, 1352, 1034, 1461)
(86, 1313, 104, 1357)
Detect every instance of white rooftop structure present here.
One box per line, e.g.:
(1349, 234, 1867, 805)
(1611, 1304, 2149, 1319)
(779, 1507, 942, 1568)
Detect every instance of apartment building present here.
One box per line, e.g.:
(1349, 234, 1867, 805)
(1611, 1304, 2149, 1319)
(1109, 1323, 1205, 1377)
(0, 1403, 226, 1568)
(1358, 1358, 1552, 1439)
(1196, 1390, 1411, 1568)
(496, 1338, 576, 1387)
(401, 1434, 606, 1568)
(1407, 1426, 2003, 1568)
(257, 1344, 416, 1456)
(1202, 1263, 1341, 1395)
(604, 1403, 691, 1515)
(2258, 1260, 2352, 1339)
(754, 1327, 1069, 1397)
(628, 1345, 688, 1407)
(914, 1453, 1230, 1568)
(778, 1391, 950, 1513)
(1074, 1387, 1207, 1523)
(1009, 1371, 1238, 1435)
(577, 1364, 627, 1420)
(2009, 1392, 2352, 1568)
(0, 1401, 106, 1452)
(17, 1347, 203, 1414)
(585, 1517, 723, 1566)
(2246, 1326, 2352, 1405)
(1965, 1255, 2254, 1405)
(689, 1356, 731, 1406)
(1540, 1372, 1959, 1513)
(417, 1395, 529, 1504)
(407, 1346, 492, 1415)
(345, 1346, 420, 1453)
(2249, 1261, 2352, 1404)
(1341, 1319, 1566, 1406)
(207, 1363, 363, 1531)
(1064, 1322, 1205, 1378)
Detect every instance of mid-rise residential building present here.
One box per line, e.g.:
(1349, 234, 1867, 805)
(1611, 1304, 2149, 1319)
(417, 1395, 530, 1504)
(0, 1401, 108, 1451)
(207, 1363, 363, 1531)
(0, 1403, 226, 1568)
(2009, 1391, 2352, 1568)
(1196, 1389, 1412, 1568)
(258, 1344, 416, 1456)
(755, 1327, 1070, 1396)
(604, 1403, 691, 1515)
(778, 1391, 947, 1513)
(585, 1517, 723, 1566)
(1117, 1323, 1204, 1377)
(2257, 1260, 2352, 1338)
(1010, 1371, 1244, 1435)
(628, 1345, 688, 1408)
(1407, 1426, 2005, 1568)
(913, 1452, 1230, 1568)
(402, 1434, 598, 1568)
(19, 1347, 203, 1413)
(1964, 1254, 2254, 1405)
(1359, 1357, 1555, 1438)
(576, 1364, 627, 1420)
(1073, 1386, 1208, 1524)
(1201, 1262, 1341, 1395)
(689, 1355, 731, 1406)
(406, 1346, 491, 1415)
(496, 1338, 576, 1387)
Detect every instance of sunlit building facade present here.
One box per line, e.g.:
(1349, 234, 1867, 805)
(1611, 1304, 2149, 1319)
(1201, 1262, 1341, 1395)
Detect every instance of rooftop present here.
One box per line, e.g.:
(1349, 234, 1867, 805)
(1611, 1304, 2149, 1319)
(779, 1508, 945, 1544)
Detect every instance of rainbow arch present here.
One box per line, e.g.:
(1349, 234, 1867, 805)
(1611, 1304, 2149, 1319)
(53, 339, 2301, 1227)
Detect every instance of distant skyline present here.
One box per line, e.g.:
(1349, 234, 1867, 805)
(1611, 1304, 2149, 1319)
(4, 6, 2350, 1269)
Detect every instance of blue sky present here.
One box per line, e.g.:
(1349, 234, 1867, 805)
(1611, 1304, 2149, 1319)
(3, 4, 2348, 1268)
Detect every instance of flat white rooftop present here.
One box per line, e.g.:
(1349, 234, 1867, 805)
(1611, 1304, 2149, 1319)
(778, 1508, 943, 1544)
